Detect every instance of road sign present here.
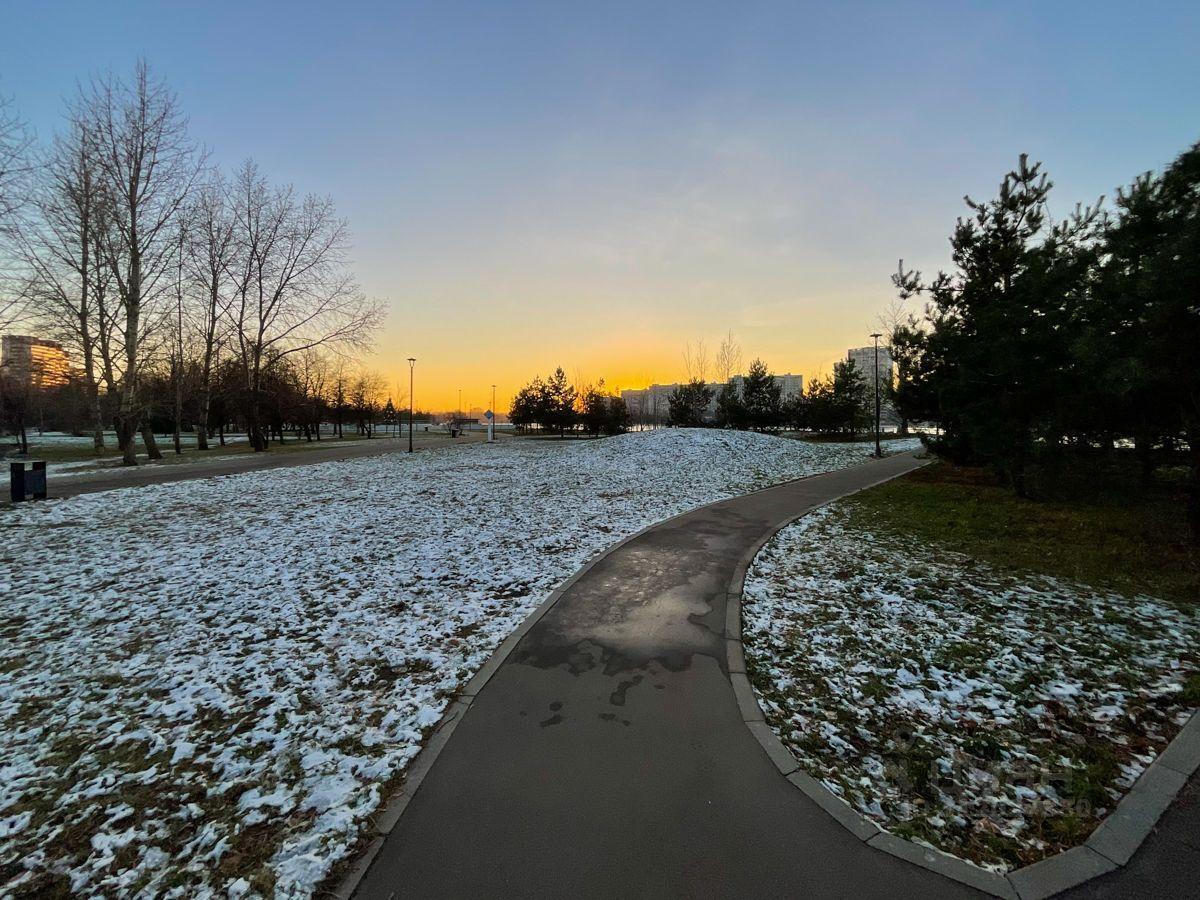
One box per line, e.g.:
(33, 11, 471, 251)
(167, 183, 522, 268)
(485, 409, 494, 420)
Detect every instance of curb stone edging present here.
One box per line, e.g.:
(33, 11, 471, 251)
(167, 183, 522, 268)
(724, 463, 1200, 900)
(331, 450, 908, 899)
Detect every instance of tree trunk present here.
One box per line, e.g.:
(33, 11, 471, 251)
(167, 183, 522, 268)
(196, 396, 210, 451)
(118, 230, 143, 466)
(1135, 427, 1155, 486)
(117, 416, 137, 465)
(173, 381, 183, 455)
(91, 386, 105, 454)
(141, 422, 163, 460)
(246, 401, 266, 452)
(1187, 419, 1200, 544)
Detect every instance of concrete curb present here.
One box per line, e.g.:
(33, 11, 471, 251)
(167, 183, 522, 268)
(723, 461, 1200, 900)
(331, 448, 910, 899)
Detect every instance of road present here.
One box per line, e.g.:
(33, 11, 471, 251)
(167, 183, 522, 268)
(25, 432, 498, 501)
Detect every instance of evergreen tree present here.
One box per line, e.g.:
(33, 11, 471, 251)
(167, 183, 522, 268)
(508, 377, 543, 432)
(890, 155, 1099, 493)
(1099, 143, 1200, 534)
(741, 358, 782, 431)
(831, 359, 870, 438)
(542, 367, 577, 436)
(667, 378, 714, 427)
(604, 396, 631, 435)
(580, 380, 609, 436)
(714, 381, 746, 429)
(781, 391, 808, 431)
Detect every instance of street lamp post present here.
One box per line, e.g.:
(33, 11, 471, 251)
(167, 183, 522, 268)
(870, 333, 882, 458)
(407, 357, 416, 453)
(490, 384, 496, 442)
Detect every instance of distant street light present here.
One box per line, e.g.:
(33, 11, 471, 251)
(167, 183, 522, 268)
(407, 357, 416, 453)
(490, 384, 497, 443)
(870, 333, 883, 458)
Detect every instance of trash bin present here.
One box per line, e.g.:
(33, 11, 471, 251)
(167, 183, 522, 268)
(10, 461, 48, 503)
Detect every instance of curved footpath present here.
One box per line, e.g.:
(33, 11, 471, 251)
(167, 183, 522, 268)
(348, 450, 1199, 899)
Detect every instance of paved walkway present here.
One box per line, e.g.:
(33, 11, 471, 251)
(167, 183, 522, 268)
(30, 433, 488, 500)
(354, 449, 1200, 898)
(355, 451, 983, 898)
(1059, 772, 1200, 898)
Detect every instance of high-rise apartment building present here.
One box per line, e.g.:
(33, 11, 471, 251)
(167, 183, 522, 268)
(1, 335, 72, 388)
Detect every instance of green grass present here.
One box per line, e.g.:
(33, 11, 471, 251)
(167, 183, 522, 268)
(843, 460, 1200, 607)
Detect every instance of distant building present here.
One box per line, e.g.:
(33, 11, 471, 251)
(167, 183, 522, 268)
(846, 345, 894, 389)
(620, 384, 684, 425)
(620, 373, 804, 425)
(1, 335, 72, 389)
(846, 345, 898, 425)
(729, 372, 803, 400)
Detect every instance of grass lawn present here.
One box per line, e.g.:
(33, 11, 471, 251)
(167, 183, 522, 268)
(744, 451, 1200, 871)
(843, 458, 1200, 608)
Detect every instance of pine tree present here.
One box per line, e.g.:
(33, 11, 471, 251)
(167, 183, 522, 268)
(543, 367, 577, 436)
(580, 380, 609, 436)
(831, 359, 870, 438)
(667, 378, 714, 427)
(604, 396, 631, 435)
(714, 381, 745, 429)
(741, 358, 782, 431)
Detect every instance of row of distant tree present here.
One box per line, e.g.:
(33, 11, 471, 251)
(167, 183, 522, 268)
(2, 350, 424, 453)
(508, 354, 878, 439)
(665, 357, 874, 436)
(887, 141, 1200, 538)
(509, 368, 631, 436)
(0, 62, 382, 463)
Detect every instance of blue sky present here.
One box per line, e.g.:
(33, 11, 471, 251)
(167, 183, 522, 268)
(3, 1, 1198, 406)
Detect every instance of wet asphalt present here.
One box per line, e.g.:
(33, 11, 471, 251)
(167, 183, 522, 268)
(353, 451, 990, 898)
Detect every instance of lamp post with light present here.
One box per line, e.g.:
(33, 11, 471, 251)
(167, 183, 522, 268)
(407, 357, 416, 453)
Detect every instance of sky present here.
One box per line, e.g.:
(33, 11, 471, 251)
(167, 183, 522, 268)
(3, 1, 1199, 412)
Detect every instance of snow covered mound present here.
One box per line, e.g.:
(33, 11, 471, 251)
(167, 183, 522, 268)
(743, 504, 1200, 873)
(1, 430, 915, 898)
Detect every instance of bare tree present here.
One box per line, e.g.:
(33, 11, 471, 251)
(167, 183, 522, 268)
(169, 222, 188, 454)
(330, 363, 349, 439)
(877, 261, 915, 351)
(294, 348, 331, 440)
(715, 330, 742, 384)
(682, 338, 709, 383)
(875, 259, 925, 436)
(350, 369, 386, 437)
(19, 116, 110, 450)
(0, 92, 34, 330)
(228, 160, 383, 452)
(183, 171, 235, 450)
(85, 60, 202, 464)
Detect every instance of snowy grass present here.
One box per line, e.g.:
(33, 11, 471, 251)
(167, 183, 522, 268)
(743, 503, 1200, 873)
(0, 430, 910, 898)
